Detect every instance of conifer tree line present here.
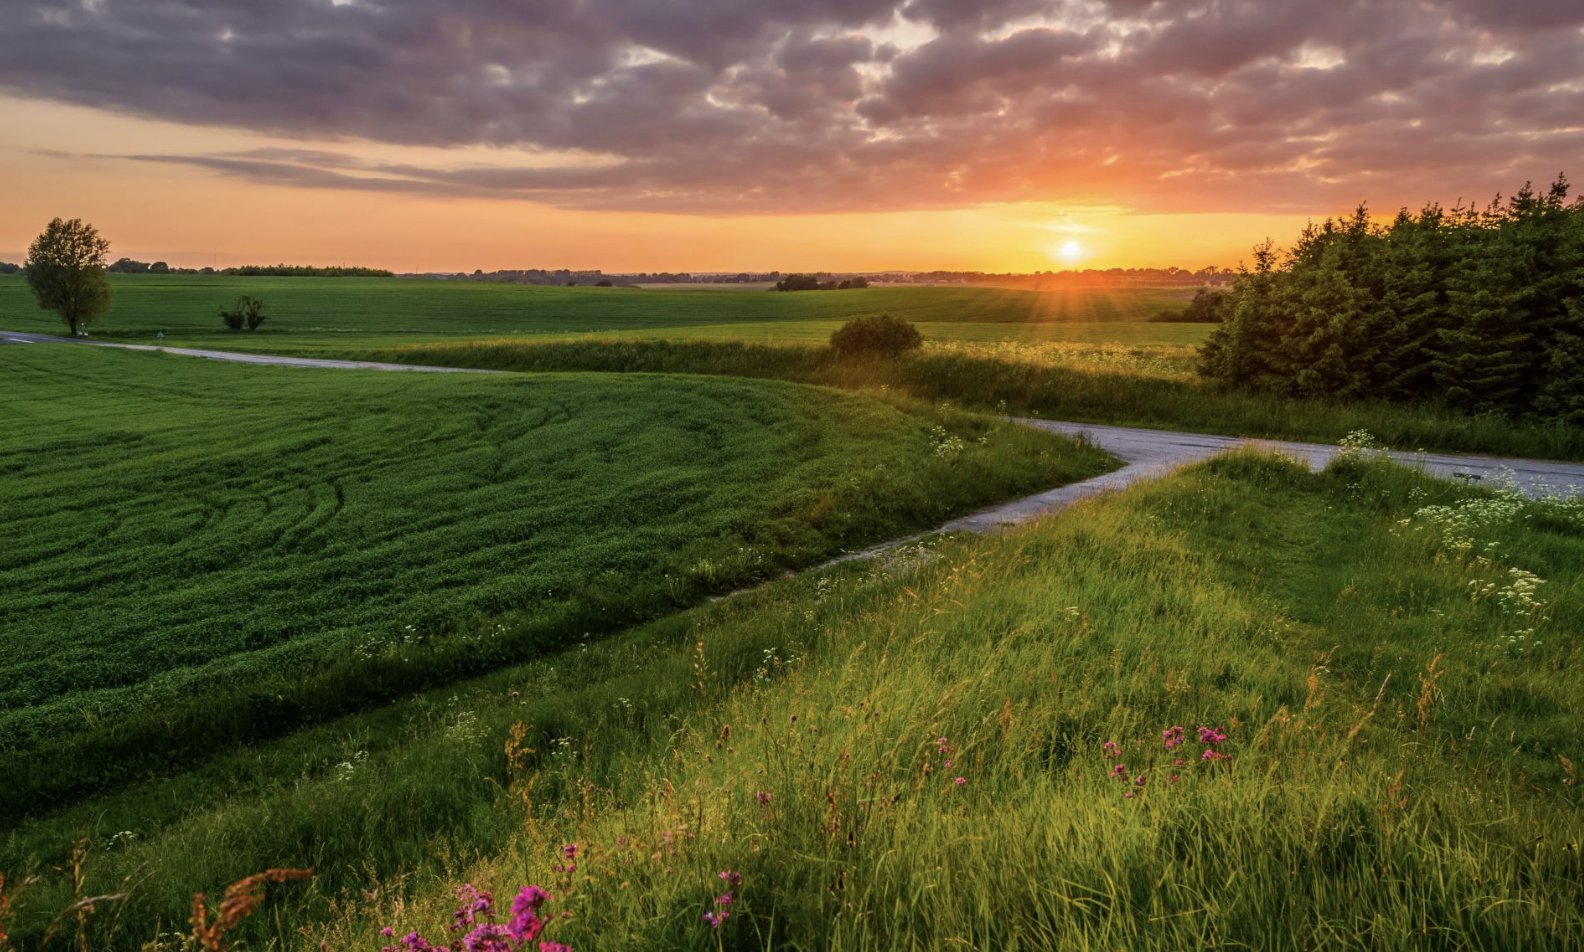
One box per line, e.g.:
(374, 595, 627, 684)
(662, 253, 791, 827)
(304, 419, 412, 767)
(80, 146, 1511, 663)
(1201, 176, 1584, 424)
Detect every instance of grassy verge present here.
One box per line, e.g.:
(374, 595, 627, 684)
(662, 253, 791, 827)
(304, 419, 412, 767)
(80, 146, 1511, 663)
(0, 346, 1114, 821)
(352, 338, 1584, 460)
(8, 452, 1580, 948)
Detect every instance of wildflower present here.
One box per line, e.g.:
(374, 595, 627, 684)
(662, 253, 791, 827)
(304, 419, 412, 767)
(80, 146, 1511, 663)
(538, 944, 572, 952)
(716, 893, 734, 908)
(561, 844, 579, 860)
(1123, 791, 1135, 799)
(754, 790, 772, 808)
(463, 923, 513, 952)
(381, 927, 395, 938)
(508, 886, 549, 943)
(1162, 726, 1185, 750)
(452, 884, 493, 931)
(1202, 748, 1230, 763)
(703, 911, 729, 929)
(1134, 775, 1146, 787)
(1197, 726, 1227, 746)
(513, 886, 550, 916)
(954, 776, 967, 787)
(936, 736, 950, 754)
(1110, 763, 1127, 779)
(1102, 741, 1119, 756)
(718, 870, 743, 888)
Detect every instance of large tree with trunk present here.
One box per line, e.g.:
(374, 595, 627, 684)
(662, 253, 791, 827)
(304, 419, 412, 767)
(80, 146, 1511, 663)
(24, 218, 112, 336)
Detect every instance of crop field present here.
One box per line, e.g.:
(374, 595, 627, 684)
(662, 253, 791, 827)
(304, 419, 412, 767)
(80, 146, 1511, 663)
(5, 450, 1580, 948)
(0, 274, 1198, 351)
(367, 338, 1584, 460)
(0, 345, 1113, 816)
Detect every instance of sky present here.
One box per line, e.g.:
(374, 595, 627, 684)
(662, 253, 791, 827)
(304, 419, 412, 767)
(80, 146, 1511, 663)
(1, 0, 1581, 273)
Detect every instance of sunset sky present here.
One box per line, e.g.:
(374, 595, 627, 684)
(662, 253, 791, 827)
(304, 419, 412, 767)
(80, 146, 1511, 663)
(2, 0, 1581, 273)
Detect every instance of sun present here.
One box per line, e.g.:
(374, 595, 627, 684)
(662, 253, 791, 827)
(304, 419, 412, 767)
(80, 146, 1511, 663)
(1052, 239, 1084, 265)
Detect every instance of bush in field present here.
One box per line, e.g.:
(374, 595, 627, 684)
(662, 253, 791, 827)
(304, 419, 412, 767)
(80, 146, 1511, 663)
(829, 313, 922, 359)
(1152, 287, 1231, 323)
(220, 295, 267, 330)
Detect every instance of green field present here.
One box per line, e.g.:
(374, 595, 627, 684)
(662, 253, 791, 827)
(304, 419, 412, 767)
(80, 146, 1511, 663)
(6, 450, 1580, 949)
(0, 274, 1200, 351)
(4, 273, 1583, 951)
(0, 346, 1112, 816)
(13, 275, 1567, 459)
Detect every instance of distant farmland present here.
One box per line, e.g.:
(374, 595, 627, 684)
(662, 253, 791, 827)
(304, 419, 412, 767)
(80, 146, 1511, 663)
(0, 274, 1203, 351)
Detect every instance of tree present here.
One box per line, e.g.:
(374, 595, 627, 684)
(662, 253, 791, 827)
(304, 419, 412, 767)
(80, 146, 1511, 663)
(1201, 175, 1584, 423)
(24, 218, 112, 336)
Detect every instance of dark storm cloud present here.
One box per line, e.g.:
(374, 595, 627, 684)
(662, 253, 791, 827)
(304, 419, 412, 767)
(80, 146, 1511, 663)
(4, 0, 1582, 213)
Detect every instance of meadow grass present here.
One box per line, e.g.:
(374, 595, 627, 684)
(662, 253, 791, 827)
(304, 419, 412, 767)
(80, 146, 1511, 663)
(0, 275, 1195, 351)
(7, 452, 1579, 949)
(357, 338, 1584, 461)
(0, 346, 1113, 820)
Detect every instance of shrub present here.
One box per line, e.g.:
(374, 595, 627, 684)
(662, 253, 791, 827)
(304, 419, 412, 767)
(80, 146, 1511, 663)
(220, 295, 267, 331)
(829, 313, 923, 359)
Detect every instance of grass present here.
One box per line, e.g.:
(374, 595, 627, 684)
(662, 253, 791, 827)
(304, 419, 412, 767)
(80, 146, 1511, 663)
(9, 273, 1571, 462)
(353, 338, 1584, 461)
(0, 274, 1198, 351)
(7, 452, 1580, 949)
(0, 345, 1114, 820)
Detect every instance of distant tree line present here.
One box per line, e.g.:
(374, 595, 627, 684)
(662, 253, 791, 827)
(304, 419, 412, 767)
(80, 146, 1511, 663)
(107, 258, 174, 274)
(435, 269, 784, 286)
(893, 267, 1235, 288)
(775, 274, 869, 291)
(1202, 176, 1584, 424)
(103, 258, 392, 277)
(224, 264, 394, 277)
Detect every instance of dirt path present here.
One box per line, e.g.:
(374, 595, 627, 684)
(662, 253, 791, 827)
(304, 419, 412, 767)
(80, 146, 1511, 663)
(0, 330, 501, 373)
(10, 330, 1583, 560)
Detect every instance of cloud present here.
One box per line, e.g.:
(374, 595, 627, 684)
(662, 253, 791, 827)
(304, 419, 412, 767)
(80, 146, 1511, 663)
(4, 0, 1581, 214)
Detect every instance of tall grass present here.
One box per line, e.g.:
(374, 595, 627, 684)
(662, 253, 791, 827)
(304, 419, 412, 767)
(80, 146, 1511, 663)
(9, 453, 1580, 948)
(358, 338, 1584, 460)
(316, 453, 1583, 950)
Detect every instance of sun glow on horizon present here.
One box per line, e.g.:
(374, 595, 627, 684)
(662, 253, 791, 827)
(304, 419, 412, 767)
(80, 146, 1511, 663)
(1053, 239, 1086, 266)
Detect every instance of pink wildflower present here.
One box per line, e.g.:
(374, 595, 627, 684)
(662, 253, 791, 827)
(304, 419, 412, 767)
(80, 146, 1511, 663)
(452, 884, 493, 932)
(1197, 726, 1227, 746)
